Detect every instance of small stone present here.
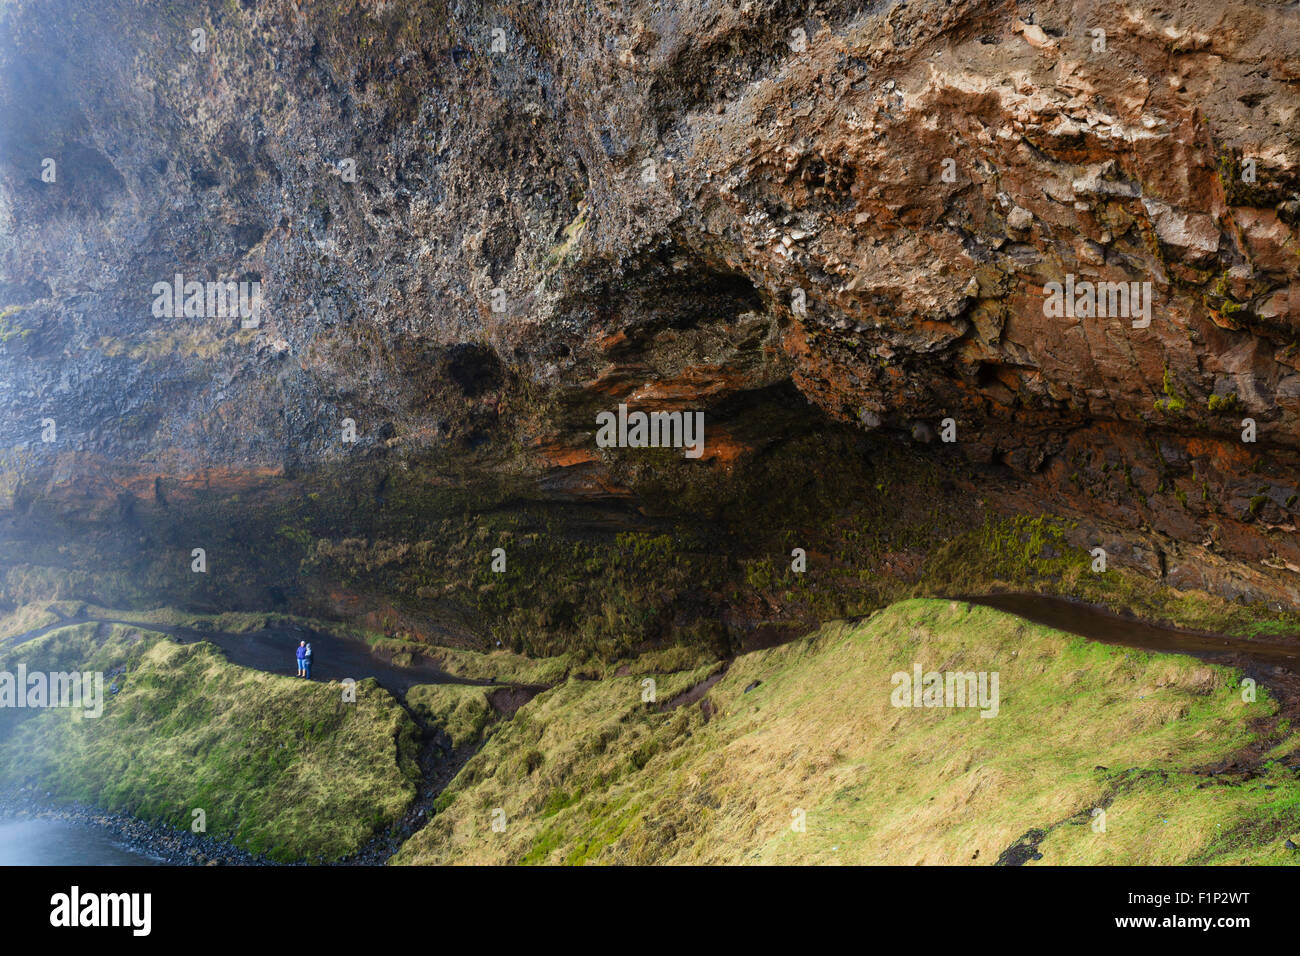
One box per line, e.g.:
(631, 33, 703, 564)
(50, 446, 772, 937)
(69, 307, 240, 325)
(1078, 240, 1106, 265)
(1007, 206, 1033, 231)
(1017, 21, 1054, 48)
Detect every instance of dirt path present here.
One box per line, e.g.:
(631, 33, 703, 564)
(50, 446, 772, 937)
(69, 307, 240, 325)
(2, 610, 552, 864)
(5, 610, 524, 697)
(959, 592, 1300, 676)
(963, 591, 1300, 793)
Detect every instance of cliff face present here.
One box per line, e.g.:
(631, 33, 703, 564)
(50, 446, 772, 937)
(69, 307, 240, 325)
(1, 0, 1298, 628)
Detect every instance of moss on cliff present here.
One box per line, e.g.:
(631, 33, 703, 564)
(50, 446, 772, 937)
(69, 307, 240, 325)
(918, 514, 1300, 639)
(395, 600, 1300, 865)
(0, 623, 420, 862)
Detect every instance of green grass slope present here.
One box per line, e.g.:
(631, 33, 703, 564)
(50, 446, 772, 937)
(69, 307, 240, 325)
(396, 599, 1300, 864)
(0, 623, 421, 862)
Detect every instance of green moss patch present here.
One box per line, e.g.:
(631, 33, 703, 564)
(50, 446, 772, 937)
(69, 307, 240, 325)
(0, 623, 420, 862)
(395, 600, 1300, 864)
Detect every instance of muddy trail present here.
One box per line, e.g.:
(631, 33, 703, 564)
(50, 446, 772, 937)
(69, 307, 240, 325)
(663, 591, 1300, 730)
(956, 591, 1300, 713)
(960, 591, 1300, 721)
(960, 592, 1300, 673)
(964, 591, 1300, 791)
(952, 592, 1300, 865)
(659, 664, 730, 721)
(13, 592, 1300, 864)
(4, 610, 545, 702)
(2, 610, 549, 864)
(17, 592, 1298, 713)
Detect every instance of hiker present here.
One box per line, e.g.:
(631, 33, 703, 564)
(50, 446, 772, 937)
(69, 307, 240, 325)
(303, 642, 313, 680)
(296, 640, 306, 677)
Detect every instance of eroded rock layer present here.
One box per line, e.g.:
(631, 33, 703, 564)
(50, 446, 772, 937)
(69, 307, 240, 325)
(1, 0, 1298, 624)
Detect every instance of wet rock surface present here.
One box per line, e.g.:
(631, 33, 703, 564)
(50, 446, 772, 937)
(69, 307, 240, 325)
(0, 0, 1297, 617)
(0, 795, 273, 866)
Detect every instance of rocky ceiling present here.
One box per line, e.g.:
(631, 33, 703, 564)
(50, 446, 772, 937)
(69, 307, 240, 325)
(0, 0, 1298, 616)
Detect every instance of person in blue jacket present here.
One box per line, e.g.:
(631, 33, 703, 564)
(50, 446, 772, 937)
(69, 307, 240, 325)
(296, 640, 307, 678)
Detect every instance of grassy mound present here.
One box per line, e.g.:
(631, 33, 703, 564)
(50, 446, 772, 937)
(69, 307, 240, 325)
(0, 623, 420, 862)
(396, 599, 1300, 864)
(405, 684, 495, 748)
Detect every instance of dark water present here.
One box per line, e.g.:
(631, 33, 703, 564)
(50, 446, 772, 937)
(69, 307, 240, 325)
(0, 817, 163, 866)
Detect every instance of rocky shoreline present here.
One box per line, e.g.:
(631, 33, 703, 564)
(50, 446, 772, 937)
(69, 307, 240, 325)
(0, 794, 276, 866)
(0, 759, 469, 866)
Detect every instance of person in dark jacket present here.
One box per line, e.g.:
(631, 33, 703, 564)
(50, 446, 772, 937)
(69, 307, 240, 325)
(303, 642, 313, 680)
